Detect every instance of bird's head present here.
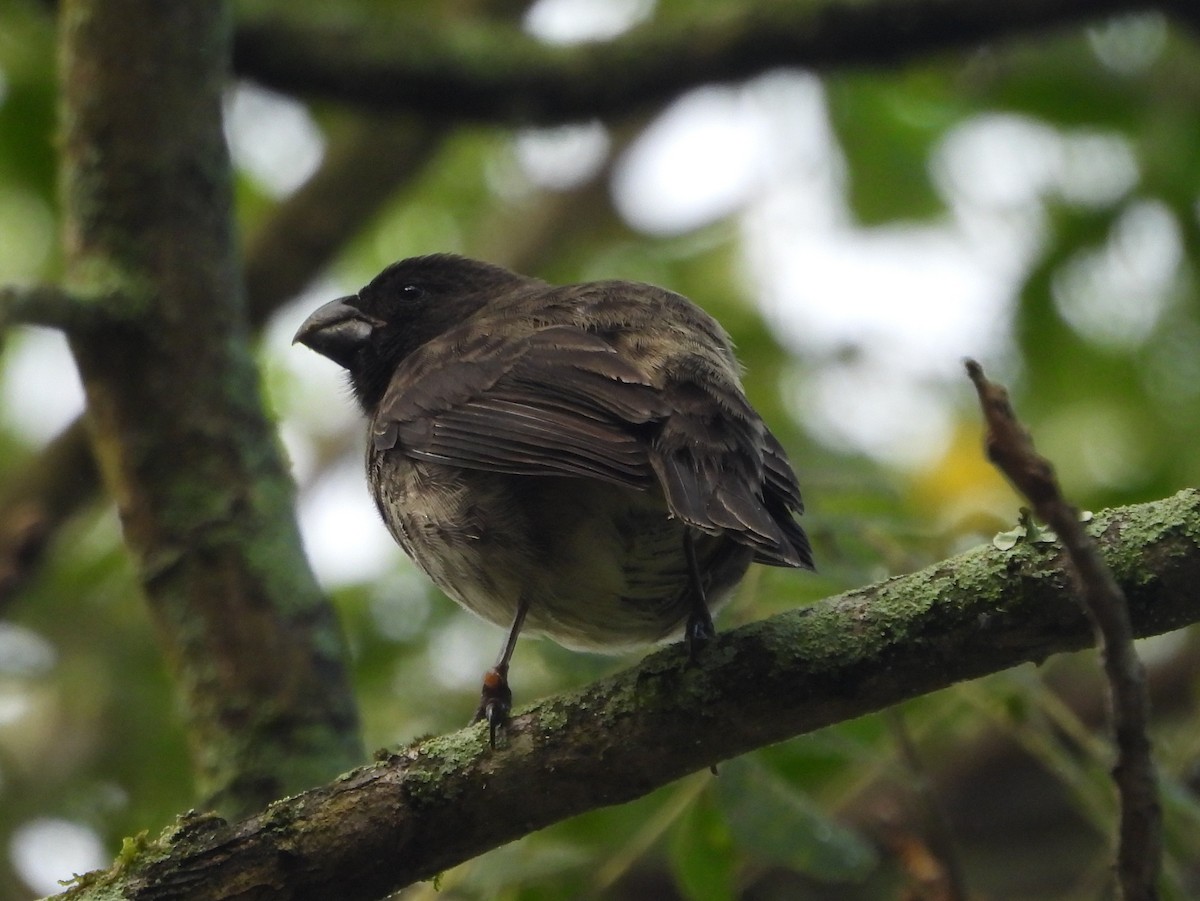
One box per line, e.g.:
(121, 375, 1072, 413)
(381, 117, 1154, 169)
(293, 254, 532, 411)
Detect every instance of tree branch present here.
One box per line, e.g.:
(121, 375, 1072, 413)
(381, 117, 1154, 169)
(232, 0, 1166, 125)
(967, 360, 1160, 900)
(57, 488, 1200, 900)
(57, 0, 361, 816)
(0, 283, 113, 332)
(0, 424, 98, 605)
(243, 113, 445, 325)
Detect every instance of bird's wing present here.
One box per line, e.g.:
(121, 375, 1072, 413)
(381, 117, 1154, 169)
(758, 430, 813, 568)
(373, 325, 666, 490)
(647, 366, 813, 569)
(374, 323, 812, 568)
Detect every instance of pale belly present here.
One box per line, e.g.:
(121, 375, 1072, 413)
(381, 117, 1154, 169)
(368, 454, 753, 651)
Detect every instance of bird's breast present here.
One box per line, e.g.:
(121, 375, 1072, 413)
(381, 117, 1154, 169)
(367, 452, 752, 651)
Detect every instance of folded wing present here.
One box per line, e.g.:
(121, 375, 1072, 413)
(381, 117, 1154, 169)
(373, 324, 812, 569)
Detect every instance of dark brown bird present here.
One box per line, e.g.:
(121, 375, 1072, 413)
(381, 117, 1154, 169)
(294, 254, 813, 744)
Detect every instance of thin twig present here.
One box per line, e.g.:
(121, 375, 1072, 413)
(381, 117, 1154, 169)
(965, 359, 1161, 901)
(0, 425, 99, 615)
(0, 284, 106, 332)
(887, 709, 971, 901)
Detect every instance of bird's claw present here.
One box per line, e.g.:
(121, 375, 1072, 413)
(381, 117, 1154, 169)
(473, 666, 513, 748)
(684, 609, 717, 663)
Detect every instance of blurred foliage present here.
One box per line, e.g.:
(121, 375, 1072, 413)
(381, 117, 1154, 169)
(2, 1, 1200, 898)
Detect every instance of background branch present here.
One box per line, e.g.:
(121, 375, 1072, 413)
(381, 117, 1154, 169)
(56, 0, 361, 816)
(233, 0, 1165, 123)
(58, 488, 1200, 899)
(0, 424, 97, 605)
(0, 284, 109, 332)
(242, 113, 445, 325)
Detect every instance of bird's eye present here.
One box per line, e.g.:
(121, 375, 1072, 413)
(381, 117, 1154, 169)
(400, 284, 424, 301)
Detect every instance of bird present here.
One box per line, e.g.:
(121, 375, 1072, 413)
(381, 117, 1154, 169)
(294, 254, 813, 745)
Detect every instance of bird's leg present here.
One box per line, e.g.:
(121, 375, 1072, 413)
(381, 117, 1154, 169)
(682, 530, 715, 660)
(474, 597, 529, 747)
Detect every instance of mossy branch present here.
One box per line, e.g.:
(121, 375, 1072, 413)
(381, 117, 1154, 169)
(55, 489, 1200, 900)
(233, 0, 1166, 124)
(0, 283, 118, 332)
(57, 0, 362, 817)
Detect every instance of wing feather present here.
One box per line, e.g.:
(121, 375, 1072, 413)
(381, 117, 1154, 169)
(375, 326, 664, 490)
(373, 318, 812, 568)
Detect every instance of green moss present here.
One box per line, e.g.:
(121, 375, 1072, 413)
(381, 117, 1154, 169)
(115, 830, 156, 868)
(62, 254, 154, 318)
(56, 827, 170, 899)
(398, 731, 486, 802)
(532, 702, 571, 736)
(1092, 489, 1200, 585)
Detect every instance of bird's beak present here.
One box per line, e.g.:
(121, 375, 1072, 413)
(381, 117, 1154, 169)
(293, 296, 380, 370)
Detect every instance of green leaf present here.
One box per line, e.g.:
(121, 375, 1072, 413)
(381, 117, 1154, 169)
(669, 791, 737, 901)
(715, 757, 877, 883)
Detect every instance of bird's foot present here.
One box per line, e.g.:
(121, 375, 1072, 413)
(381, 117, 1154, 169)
(472, 666, 513, 748)
(684, 608, 717, 663)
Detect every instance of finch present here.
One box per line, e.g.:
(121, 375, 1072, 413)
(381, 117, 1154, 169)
(294, 254, 812, 744)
